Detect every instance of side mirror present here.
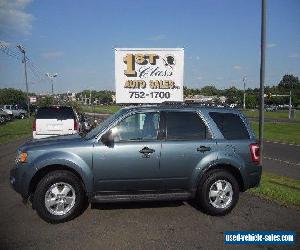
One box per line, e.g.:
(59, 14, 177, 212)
(101, 129, 114, 147)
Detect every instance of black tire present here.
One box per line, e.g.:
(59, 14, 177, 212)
(196, 170, 239, 216)
(33, 170, 86, 223)
(20, 114, 25, 119)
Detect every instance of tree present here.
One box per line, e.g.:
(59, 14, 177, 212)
(223, 87, 243, 104)
(0, 88, 27, 105)
(278, 74, 300, 90)
(245, 95, 258, 109)
(36, 96, 54, 107)
(200, 85, 220, 96)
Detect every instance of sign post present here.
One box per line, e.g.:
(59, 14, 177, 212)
(115, 48, 184, 104)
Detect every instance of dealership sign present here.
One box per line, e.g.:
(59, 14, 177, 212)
(115, 48, 184, 103)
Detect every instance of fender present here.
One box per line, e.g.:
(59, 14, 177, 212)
(32, 151, 94, 195)
(189, 151, 246, 193)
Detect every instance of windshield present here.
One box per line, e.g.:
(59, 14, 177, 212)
(84, 108, 128, 140)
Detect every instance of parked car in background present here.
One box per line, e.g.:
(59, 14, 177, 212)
(0, 106, 13, 120)
(33, 106, 81, 139)
(0, 108, 10, 124)
(0, 105, 27, 119)
(80, 115, 92, 133)
(11, 104, 261, 223)
(265, 105, 278, 112)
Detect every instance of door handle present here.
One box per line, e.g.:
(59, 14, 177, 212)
(139, 147, 155, 154)
(197, 146, 211, 152)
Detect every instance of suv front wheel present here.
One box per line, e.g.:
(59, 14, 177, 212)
(33, 170, 86, 223)
(196, 170, 239, 216)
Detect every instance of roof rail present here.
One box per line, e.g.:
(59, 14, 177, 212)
(161, 101, 184, 105)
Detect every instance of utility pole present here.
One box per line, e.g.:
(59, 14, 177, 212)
(17, 45, 30, 117)
(243, 76, 246, 110)
(288, 90, 292, 119)
(259, 0, 267, 165)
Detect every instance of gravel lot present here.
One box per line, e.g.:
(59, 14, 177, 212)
(0, 138, 299, 249)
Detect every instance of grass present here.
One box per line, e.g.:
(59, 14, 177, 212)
(249, 172, 300, 208)
(251, 121, 300, 145)
(81, 105, 121, 114)
(244, 110, 299, 121)
(0, 117, 34, 144)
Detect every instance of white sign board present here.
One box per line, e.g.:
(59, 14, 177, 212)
(115, 48, 184, 103)
(29, 96, 37, 103)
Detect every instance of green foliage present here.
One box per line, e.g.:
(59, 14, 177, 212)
(0, 117, 34, 144)
(77, 90, 114, 104)
(81, 104, 121, 114)
(251, 121, 300, 144)
(223, 87, 243, 104)
(0, 88, 27, 105)
(278, 74, 300, 90)
(36, 96, 54, 107)
(250, 172, 300, 207)
(183, 74, 300, 107)
(65, 100, 82, 114)
(200, 85, 220, 96)
(245, 95, 258, 109)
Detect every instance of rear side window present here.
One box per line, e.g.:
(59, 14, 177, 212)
(36, 107, 75, 120)
(166, 112, 210, 140)
(209, 112, 249, 140)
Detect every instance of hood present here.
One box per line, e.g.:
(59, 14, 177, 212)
(19, 133, 83, 152)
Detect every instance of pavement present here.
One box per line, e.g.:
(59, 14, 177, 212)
(0, 138, 299, 249)
(263, 141, 300, 179)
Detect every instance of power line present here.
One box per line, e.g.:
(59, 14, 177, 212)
(0, 43, 22, 61)
(0, 41, 48, 84)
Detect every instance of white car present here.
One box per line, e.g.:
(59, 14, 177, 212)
(0, 105, 27, 119)
(33, 106, 81, 139)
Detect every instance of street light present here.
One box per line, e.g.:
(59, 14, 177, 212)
(17, 44, 30, 117)
(45, 73, 58, 95)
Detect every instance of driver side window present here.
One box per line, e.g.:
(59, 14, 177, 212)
(113, 112, 159, 142)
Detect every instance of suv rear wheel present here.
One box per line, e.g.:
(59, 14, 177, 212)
(196, 170, 239, 215)
(33, 170, 86, 223)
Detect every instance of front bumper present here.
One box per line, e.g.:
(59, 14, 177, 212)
(10, 162, 36, 199)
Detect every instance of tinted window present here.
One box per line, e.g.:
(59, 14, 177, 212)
(113, 112, 159, 141)
(36, 107, 75, 120)
(166, 112, 209, 140)
(85, 108, 128, 139)
(209, 112, 250, 140)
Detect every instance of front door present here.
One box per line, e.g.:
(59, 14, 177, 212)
(93, 111, 162, 192)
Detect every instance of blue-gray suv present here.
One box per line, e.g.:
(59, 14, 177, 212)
(10, 105, 262, 223)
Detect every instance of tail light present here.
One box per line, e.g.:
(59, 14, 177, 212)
(250, 143, 260, 164)
(32, 119, 36, 131)
(74, 119, 78, 131)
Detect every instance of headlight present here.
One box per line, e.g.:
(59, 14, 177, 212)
(16, 152, 28, 164)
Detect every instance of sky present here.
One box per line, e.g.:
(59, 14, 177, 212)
(0, 0, 300, 94)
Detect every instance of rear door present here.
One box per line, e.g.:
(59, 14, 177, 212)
(36, 107, 75, 136)
(159, 111, 217, 191)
